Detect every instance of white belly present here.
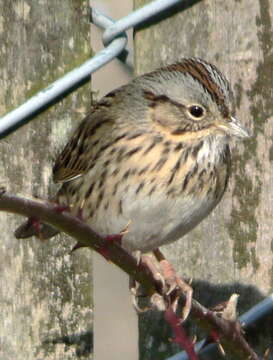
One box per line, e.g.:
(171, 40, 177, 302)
(89, 183, 220, 252)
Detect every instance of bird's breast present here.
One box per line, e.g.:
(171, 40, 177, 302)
(57, 134, 230, 252)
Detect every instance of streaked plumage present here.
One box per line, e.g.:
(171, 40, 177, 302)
(17, 58, 249, 251)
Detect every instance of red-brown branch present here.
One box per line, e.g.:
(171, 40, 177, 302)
(0, 190, 259, 360)
(165, 307, 198, 360)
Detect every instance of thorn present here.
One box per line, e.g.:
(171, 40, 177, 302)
(120, 220, 132, 235)
(192, 335, 197, 344)
(217, 342, 226, 356)
(222, 293, 239, 321)
(133, 250, 142, 266)
(263, 347, 272, 359)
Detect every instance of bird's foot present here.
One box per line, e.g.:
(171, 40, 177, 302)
(153, 248, 193, 321)
(130, 279, 153, 313)
(130, 250, 173, 313)
(134, 249, 192, 320)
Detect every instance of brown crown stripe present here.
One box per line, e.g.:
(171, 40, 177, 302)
(153, 58, 230, 118)
(167, 60, 228, 117)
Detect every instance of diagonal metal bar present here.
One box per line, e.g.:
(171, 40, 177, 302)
(102, 0, 182, 45)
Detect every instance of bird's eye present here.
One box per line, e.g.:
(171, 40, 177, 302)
(187, 105, 205, 120)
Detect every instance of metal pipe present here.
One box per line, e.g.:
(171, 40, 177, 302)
(167, 293, 273, 360)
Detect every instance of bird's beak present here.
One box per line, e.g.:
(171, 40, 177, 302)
(219, 116, 250, 139)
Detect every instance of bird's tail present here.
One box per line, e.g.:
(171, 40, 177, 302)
(14, 217, 59, 240)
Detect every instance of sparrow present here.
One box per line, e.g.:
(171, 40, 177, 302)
(15, 57, 249, 254)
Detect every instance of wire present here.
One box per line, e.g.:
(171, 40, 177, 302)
(0, 0, 181, 138)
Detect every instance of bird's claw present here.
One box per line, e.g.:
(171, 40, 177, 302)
(130, 279, 151, 313)
(136, 249, 193, 321)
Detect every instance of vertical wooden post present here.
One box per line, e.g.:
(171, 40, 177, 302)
(90, 2, 138, 360)
(0, 1, 93, 359)
(135, 0, 273, 358)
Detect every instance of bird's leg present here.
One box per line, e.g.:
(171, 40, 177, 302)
(140, 252, 166, 293)
(130, 250, 192, 317)
(130, 252, 166, 312)
(153, 248, 193, 321)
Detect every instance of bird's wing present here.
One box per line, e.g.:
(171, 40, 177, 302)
(52, 101, 115, 184)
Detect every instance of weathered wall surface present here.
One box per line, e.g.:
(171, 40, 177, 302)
(1, 0, 272, 358)
(0, 1, 93, 359)
(135, 0, 273, 358)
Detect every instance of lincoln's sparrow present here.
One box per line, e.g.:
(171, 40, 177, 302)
(16, 58, 249, 252)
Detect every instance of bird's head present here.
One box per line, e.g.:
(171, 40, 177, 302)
(139, 58, 250, 141)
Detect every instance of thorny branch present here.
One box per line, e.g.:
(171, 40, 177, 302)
(0, 190, 261, 360)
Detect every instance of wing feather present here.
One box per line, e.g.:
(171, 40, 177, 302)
(53, 103, 114, 183)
